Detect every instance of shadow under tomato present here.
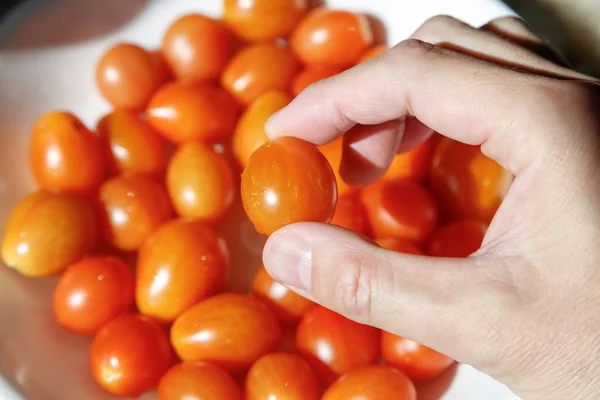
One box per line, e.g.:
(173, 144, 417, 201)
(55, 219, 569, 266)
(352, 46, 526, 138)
(306, 0, 325, 11)
(414, 362, 459, 400)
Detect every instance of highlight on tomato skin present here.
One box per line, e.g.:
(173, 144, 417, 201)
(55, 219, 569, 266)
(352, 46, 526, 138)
(158, 361, 242, 400)
(426, 219, 488, 258)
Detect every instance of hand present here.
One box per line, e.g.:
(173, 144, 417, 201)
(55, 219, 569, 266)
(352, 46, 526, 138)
(262, 15, 600, 400)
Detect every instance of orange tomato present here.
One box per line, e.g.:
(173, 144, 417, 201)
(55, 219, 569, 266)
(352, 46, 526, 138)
(161, 14, 233, 83)
(357, 44, 389, 63)
(136, 219, 228, 322)
(241, 137, 337, 236)
(158, 362, 242, 400)
(292, 64, 342, 96)
(97, 111, 167, 179)
(221, 43, 299, 105)
(246, 353, 320, 400)
(29, 111, 105, 196)
(147, 82, 239, 144)
(296, 306, 380, 385)
(382, 136, 436, 182)
(290, 8, 372, 68)
(330, 195, 368, 235)
(426, 220, 487, 258)
(1, 191, 97, 278)
(376, 238, 422, 255)
(89, 315, 173, 397)
(171, 293, 282, 372)
(97, 175, 172, 251)
(318, 137, 357, 197)
(96, 43, 168, 110)
(53, 256, 134, 335)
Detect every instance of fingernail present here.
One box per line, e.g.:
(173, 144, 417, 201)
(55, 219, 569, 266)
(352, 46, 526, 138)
(263, 232, 312, 290)
(264, 110, 282, 137)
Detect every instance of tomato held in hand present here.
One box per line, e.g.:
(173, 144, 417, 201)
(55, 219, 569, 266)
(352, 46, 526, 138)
(53, 256, 133, 335)
(318, 137, 357, 197)
(241, 137, 337, 236)
(376, 238, 422, 255)
(381, 332, 455, 381)
(136, 219, 228, 322)
(296, 306, 380, 385)
(357, 44, 389, 64)
(330, 195, 368, 235)
(1, 191, 97, 278)
(382, 135, 436, 182)
(158, 362, 242, 400)
(427, 220, 488, 258)
(246, 353, 320, 400)
(90, 315, 173, 397)
(29, 111, 105, 196)
(292, 65, 342, 96)
(171, 293, 282, 372)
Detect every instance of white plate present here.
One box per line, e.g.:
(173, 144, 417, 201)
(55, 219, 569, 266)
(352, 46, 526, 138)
(0, 0, 518, 399)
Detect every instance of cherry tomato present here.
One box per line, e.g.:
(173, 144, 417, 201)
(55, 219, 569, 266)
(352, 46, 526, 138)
(1, 191, 97, 278)
(171, 293, 282, 372)
(318, 137, 357, 197)
(429, 137, 512, 223)
(221, 43, 299, 105)
(382, 135, 436, 182)
(296, 306, 380, 385)
(290, 8, 372, 68)
(147, 82, 239, 144)
(89, 315, 173, 397)
(426, 220, 487, 258)
(224, 0, 306, 42)
(136, 219, 228, 322)
(97, 110, 167, 179)
(158, 362, 242, 400)
(361, 179, 439, 244)
(52, 256, 134, 335)
(241, 137, 337, 236)
(381, 332, 455, 381)
(246, 352, 320, 400)
(161, 14, 233, 83)
(96, 43, 168, 110)
(292, 65, 342, 96)
(322, 365, 417, 400)
(97, 175, 172, 251)
(166, 141, 235, 221)
(376, 238, 422, 255)
(232, 91, 291, 169)
(357, 44, 389, 63)
(29, 111, 105, 196)
(330, 195, 368, 235)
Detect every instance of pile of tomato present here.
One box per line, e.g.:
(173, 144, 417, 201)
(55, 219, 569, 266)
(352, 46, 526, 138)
(0, 1, 512, 399)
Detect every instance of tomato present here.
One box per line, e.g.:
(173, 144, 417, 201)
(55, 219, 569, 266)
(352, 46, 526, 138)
(429, 137, 512, 223)
(357, 44, 389, 63)
(296, 306, 380, 385)
(246, 352, 320, 400)
(322, 365, 417, 400)
(136, 219, 228, 322)
(166, 141, 235, 221)
(290, 8, 372, 68)
(330, 195, 368, 235)
(376, 238, 422, 255)
(292, 65, 342, 96)
(426, 220, 487, 258)
(97, 175, 172, 251)
(96, 43, 168, 110)
(221, 43, 299, 105)
(52, 256, 133, 335)
(158, 362, 242, 400)
(147, 82, 239, 144)
(232, 91, 291, 169)
(29, 111, 105, 196)
(171, 293, 282, 372)
(161, 14, 233, 83)
(1, 191, 97, 278)
(381, 332, 455, 381)
(97, 110, 167, 179)
(241, 137, 337, 236)
(361, 179, 439, 244)
(89, 315, 173, 397)
(318, 137, 357, 197)
(252, 265, 315, 325)
(224, 0, 306, 42)
(382, 136, 436, 182)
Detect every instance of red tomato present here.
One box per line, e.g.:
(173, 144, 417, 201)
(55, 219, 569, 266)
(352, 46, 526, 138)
(381, 332, 455, 381)
(96, 43, 168, 110)
(426, 220, 487, 258)
(1, 191, 97, 278)
(246, 352, 320, 400)
(147, 82, 239, 144)
(161, 14, 233, 83)
(136, 219, 228, 322)
(170, 293, 283, 372)
(318, 137, 357, 197)
(376, 238, 422, 255)
(322, 365, 417, 400)
(296, 306, 380, 384)
(53, 256, 134, 335)
(292, 65, 342, 96)
(241, 137, 337, 235)
(221, 43, 299, 105)
(330, 195, 368, 235)
(158, 362, 242, 400)
(382, 135, 436, 182)
(29, 111, 105, 196)
(290, 8, 372, 68)
(357, 44, 389, 63)
(89, 315, 173, 397)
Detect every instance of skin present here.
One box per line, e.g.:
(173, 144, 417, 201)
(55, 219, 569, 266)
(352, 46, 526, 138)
(262, 15, 600, 400)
